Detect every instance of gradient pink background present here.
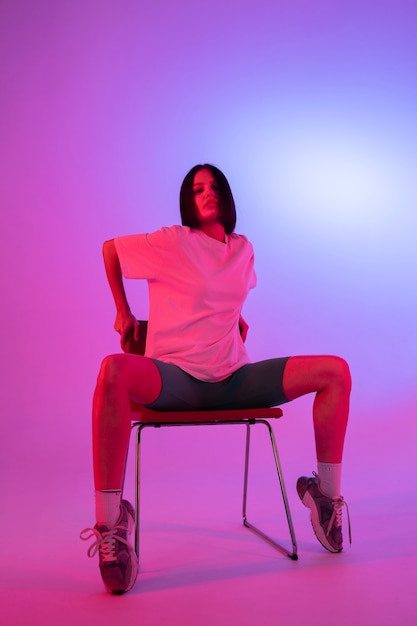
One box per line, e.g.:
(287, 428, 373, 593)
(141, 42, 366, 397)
(1, 1, 416, 624)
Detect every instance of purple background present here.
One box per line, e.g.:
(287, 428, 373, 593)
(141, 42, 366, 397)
(1, 1, 416, 624)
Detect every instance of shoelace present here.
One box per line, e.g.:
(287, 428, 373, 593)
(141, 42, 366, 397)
(80, 525, 130, 563)
(327, 496, 352, 546)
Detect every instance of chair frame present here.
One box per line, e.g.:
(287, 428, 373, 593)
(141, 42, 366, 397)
(131, 408, 298, 562)
(124, 320, 298, 564)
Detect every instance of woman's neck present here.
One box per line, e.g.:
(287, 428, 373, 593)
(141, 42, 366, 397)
(199, 222, 226, 243)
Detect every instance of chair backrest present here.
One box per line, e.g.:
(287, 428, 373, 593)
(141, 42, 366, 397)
(122, 318, 247, 357)
(122, 320, 148, 356)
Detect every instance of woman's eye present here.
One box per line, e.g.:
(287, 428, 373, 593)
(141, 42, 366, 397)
(194, 188, 203, 194)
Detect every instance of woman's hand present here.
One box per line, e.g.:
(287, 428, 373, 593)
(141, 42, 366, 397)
(239, 315, 249, 343)
(114, 311, 139, 350)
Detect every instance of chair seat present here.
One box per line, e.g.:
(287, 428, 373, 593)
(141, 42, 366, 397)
(130, 404, 283, 424)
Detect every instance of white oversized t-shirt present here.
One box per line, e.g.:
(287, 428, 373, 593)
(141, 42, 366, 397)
(114, 225, 257, 382)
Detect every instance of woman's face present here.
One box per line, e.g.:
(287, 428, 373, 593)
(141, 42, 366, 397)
(192, 169, 220, 226)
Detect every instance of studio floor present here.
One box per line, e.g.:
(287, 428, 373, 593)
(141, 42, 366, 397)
(2, 407, 416, 626)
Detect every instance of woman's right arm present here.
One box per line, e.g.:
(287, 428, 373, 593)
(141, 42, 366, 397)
(102, 239, 139, 345)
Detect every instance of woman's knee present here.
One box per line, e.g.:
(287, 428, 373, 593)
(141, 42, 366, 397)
(95, 354, 162, 404)
(327, 356, 352, 392)
(96, 354, 129, 392)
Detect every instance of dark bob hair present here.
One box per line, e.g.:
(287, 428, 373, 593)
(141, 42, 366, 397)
(179, 164, 237, 234)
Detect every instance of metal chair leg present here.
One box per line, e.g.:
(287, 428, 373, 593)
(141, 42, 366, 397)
(242, 420, 298, 560)
(134, 423, 145, 558)
(133, 418, 298, 563)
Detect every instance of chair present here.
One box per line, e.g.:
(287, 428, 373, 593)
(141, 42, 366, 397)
(124, 321, 298, 563)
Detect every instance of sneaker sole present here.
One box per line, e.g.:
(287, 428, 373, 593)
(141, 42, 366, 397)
(123, 509, 139, 593)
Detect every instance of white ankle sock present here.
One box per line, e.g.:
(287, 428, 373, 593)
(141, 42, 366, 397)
(317, 462, 342, 498)
(95, 490, 122, 528)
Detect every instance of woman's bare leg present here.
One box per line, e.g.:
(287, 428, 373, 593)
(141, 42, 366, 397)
(282, 355, 351, 463)
(80, 354, 162, 594)
(283, 355, 352, 552)
(92, 354, 162, 491)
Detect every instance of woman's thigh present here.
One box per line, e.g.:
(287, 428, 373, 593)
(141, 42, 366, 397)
(282, 355, 351, 401)
(98, 353, 163, 405)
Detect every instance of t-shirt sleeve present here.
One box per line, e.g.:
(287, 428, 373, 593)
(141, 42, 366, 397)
(114, 225, 187, 279)
(238, 235, 257, 290)
(249, 242, 257, 289)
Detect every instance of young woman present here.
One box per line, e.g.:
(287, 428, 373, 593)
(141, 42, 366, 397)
(81, 164, 351, 594)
